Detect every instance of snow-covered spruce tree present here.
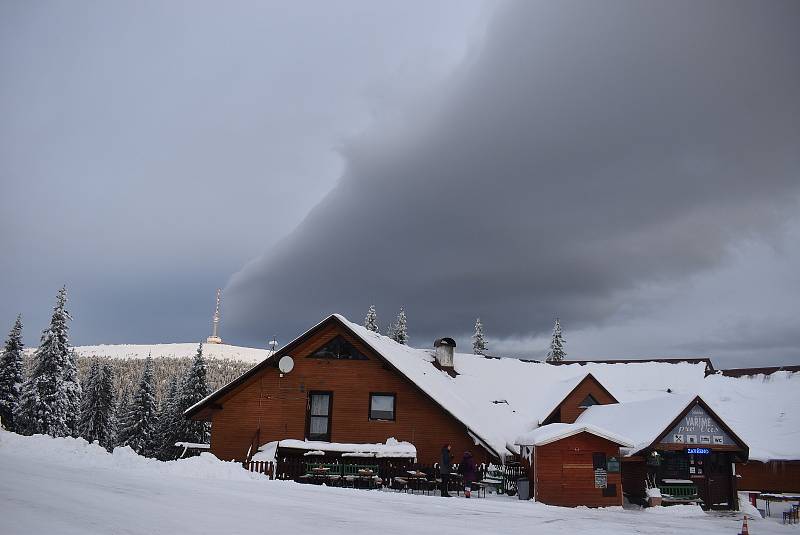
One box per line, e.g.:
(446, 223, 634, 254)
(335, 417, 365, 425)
(175, 343, 210, 448)
(364, 305, 379, 333)
(153, 375, 181, 460)
(113, 385, 133, 448)
(117, 356, 158, 456)
(17, 287, 74, 437)
(472, 317, 487, 355)
(388, 307, 408, 345)
(0, 315, 24, 431)
(64, 349, 83, 436)
(546, 318, 566, 362)
(78, 362, 116, 449)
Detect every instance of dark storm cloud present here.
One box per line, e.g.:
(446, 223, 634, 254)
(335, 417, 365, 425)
(226, 0, 800, 350)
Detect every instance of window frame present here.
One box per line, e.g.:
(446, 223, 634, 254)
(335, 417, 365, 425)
(368, 392, 396, 422)
(307, 335, 369, 361)
(306, 391, 333, 442)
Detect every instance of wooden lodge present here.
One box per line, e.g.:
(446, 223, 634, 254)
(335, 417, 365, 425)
(186, 313, 799, 510)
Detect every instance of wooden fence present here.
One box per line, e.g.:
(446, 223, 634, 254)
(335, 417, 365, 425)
(243, 460, 275, 479)
(244, 456, 525, 494)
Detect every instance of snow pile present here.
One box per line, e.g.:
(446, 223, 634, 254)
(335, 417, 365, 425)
(0, 429, 267, 481)
(643, 504, 707, 517)
(254, 437, 417, 459)
(62, 342, 272, 364)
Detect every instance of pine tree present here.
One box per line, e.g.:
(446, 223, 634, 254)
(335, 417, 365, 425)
(117, 356, 158, 456)
(113, 385, 133, 448)
(0, 315, 24, 431)
(78, 362, 116, 449)
(364, 305, 379, 333)
(175, 343, 210, 448)
(546, 318, 566, 362)
(388, 308, 408, 345)
(64, 349, 83, 436)
(153, 375, 181, 460)
(17, 287, 74, 437)
(472, 317, 487, 355)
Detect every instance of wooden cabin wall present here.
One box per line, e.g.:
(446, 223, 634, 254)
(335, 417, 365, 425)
(736, 460, 800, 493)
(534, 432, 623, 507)
(208, 322, 492, 465)
(557, 380, 618, 423)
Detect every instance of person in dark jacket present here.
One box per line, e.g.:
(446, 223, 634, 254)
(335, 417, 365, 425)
(459, 451, 477, 498)
(439, 444, 452, 497)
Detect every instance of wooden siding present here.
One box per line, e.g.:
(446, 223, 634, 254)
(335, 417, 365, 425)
(737, 460, 800, 493)
(533, 432, 624, 507)
(556, 377, 618, 424)
(208, 322, 491, 465)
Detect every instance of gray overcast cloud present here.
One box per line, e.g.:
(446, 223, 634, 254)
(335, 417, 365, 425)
(226, 0, 800, 366)
(2, 1, 799, 368)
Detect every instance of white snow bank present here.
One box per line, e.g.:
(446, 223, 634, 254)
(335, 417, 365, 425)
(643, 504, 707, 517)
(0, 429, 267, 481)
(737, 492, 763, 520)
(255, 437, 416, 459)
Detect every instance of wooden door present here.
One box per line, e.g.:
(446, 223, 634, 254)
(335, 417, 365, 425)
(706, 453, 732, 509)
(306, 391, 332, 442)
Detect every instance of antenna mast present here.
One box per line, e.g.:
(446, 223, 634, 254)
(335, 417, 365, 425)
(206, 288, 223, 344)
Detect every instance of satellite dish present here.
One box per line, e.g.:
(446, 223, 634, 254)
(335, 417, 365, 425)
(278, 355, 295, 374)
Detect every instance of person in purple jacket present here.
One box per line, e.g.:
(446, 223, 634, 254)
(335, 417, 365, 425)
(458, 451, 477, 498)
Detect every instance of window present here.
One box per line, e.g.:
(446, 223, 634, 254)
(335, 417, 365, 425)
(307, 392, 332, 441)
(579, 394, 600, 409)
(369, 393, 396, 421)
(593, 452, 607, 470)
(309, 335, 368, 360)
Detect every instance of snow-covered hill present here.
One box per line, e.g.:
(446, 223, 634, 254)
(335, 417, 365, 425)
(69, 342, 272, 365)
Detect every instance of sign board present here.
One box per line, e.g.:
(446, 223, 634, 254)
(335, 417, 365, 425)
(607, 457, 620, 473)
(660, 403, 736, 447)
(686, 447, 710, 455)
(594, 468, 608, 489)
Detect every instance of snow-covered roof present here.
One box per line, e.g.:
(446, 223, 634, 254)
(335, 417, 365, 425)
(515, 423, 633, 447)
(66, 342, 272, 364)
(335, 315, 709, 459)
(575, 395, 698, 455)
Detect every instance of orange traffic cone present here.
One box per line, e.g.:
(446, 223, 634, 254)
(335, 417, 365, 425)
(739, 515, 749, 535)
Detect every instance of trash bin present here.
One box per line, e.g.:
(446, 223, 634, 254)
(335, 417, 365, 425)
(517, 477, 530, 500)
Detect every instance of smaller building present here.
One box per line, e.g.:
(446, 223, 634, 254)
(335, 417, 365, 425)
(517, 424, 632, 507)
(576, 395, 749, 509)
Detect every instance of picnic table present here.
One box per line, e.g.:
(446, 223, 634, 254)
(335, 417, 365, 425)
(759, 493, 800, 520)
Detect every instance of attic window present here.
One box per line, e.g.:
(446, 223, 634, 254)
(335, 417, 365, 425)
(579, 394, 599, 409)
(309, 335, 368, 360)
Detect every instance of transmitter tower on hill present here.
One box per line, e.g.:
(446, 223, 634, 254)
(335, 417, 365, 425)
(206, 288, 223, 344)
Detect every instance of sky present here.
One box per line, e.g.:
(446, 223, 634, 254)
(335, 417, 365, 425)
(2, 1, 799, 368)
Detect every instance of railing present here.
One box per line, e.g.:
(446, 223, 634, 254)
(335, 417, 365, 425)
(243, 460, 274, 479)
(245, 455, 525, 494)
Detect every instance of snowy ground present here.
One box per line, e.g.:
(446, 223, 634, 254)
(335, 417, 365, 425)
(0, 432, 794, 535)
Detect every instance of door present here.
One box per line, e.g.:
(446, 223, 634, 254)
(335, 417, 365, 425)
(307, 392, 332, 442)
(706, 452, 733, 509)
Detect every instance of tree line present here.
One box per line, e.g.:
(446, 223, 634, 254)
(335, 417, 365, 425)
(363, 305, 567, 361)
(0, 287, 249, 460)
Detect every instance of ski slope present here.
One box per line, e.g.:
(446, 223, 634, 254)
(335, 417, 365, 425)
(0, 431, 785, 535)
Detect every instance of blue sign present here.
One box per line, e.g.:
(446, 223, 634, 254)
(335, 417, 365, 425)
(687, 447, 710, 455)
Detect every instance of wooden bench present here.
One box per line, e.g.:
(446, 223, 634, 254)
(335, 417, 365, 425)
(658, 484, 701, 504)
